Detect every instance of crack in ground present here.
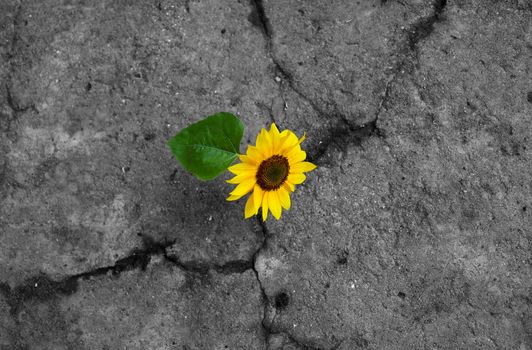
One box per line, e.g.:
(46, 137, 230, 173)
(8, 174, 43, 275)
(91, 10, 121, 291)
(0, 226, 274, 350)
(245, 2, 379, 345)
(245, 2, 447, 347)
(309, 0, 448, 164)
(249, 217, 340, 350)
(385, 0, 448, 80)
(0, 236, 173, 316)
(247, 0, 385, 166)
(0, 234, 261, 317)
(0, 231, 266, 317)
(163, 255, 253, 275)
(249, 0, 326, 118)
(371, 0, 448, 115)
(0, 1, 449, 346)
(248, 0, 271, 39)
(250, 216, 272, 346)
(248, 0, 386, 167)
(307, 117, 380, 164)
(407, 0, 447, 54)
(0, 217, 339, 349)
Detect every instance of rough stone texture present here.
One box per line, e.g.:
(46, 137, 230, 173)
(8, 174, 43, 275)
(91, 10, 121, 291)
(259, 0, 532, 349)
(1, 0, 531, 348)
(0, 293, 16, 349)
(2, 258, 263, 349)
(260, 136, 532, 349)
(263, 0, 436, 125)
(0, 0, 282, 286)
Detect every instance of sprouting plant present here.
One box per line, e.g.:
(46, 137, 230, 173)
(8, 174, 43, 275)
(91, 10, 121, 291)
(168, 112, 316, 221)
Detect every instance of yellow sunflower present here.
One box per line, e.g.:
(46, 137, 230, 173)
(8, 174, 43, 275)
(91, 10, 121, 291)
(226, 123, 316, 221)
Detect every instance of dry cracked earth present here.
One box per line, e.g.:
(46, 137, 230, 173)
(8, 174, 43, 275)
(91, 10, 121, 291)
(0, 0, 531, 349)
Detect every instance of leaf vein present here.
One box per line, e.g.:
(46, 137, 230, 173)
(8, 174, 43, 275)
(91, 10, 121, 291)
(178, 143, 238, 156)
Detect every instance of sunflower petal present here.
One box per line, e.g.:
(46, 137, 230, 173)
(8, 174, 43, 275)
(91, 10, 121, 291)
(298, 132, 306, 144)
(256, 128, 272, 155)
(287, 173, 306, 185)
(226, 173, 255, 184)
(228, 163, 257, 175)
(270, 123, 281, 139)
(253, 184, 263, 213)
(264, 130, 274, 157)
(227, 194, 241, 201)
(245, 195, 255, 218)
(229, 178, 256, 197)
(246, 145, 265, 161)
(239, 154, 259, 165)
(290, 161, 317, 174)
(269, 123, 282, 152)
(283, 182, 295, 192)
(261, 191, 269, 221)
(279, 131, 299, 152)
(279, 129, 290, 139)
(269, 191, 282, 220)
(278, 187, 291, 210)
(287, 149, 307, 164)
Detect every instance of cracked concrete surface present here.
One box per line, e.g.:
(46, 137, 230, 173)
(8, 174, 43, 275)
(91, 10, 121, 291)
(1, 0, 531, 349)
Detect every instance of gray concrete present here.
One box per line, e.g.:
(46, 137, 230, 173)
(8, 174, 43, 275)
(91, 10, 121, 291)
(0, 0, 531, 349)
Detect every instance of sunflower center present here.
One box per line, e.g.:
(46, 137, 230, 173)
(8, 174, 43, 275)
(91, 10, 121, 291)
(256, 155, 289, 191)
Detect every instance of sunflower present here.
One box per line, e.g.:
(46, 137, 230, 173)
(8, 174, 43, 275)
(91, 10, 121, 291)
(226, 123, 317, 221)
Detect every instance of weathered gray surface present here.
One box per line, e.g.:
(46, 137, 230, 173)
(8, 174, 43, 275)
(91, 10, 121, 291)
(0, 0, 272, 286)
(2, 258, 263, 349)
(1, 0, 531, 349)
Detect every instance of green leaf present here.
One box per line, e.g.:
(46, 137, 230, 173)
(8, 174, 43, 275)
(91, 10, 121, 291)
(167, 112, 244, 181)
